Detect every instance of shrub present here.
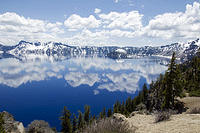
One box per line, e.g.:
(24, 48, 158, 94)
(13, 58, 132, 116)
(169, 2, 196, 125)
(188, 107, 200, 114)
(82, 118, 133, 133)
(174, 100, 186, 114)
(154, 111, 171, 123)
(189, 90, 200, 97)
(27, 120, 55, 133)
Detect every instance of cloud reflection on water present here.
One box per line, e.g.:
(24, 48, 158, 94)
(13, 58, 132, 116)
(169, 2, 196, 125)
(0, 57, 168, 94)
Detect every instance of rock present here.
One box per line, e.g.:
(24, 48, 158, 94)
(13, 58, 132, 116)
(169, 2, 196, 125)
(136, 103, 146, 111)
(27, 120, 56, 133)
(112, 113, 127, 122)
(1, 111, 25, 133)
(129, 112, 135, 118)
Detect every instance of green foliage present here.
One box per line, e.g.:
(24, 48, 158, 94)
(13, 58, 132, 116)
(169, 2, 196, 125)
(142, 83, 148, 104)
(125, 97, 132, 113)
(189, 90, 200, 97)
(83, 105, 90, 124)
(183, 54, 200, 96)
(60, 106, 72, 133)
(107, 108, 112, 117)
(72, 114, 77, 132)
(0, 113, 5, 133)
(98, 107, 106, 120)
(113, 101, 120, 113)
(102, 107, 106, 118)
(162, 52, 184, 110)
(77, 111, 84, 130)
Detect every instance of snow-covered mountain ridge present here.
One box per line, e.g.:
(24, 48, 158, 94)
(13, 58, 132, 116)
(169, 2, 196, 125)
(0, 39, 199, 61)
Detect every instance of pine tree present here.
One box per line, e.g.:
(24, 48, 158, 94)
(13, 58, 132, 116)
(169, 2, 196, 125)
(60, 106, 72, 133)
(102, 107, 106, 118)
(162, 52, 183, 109)
(77, 111, 84, 130)
(0, 113, 5, 133)
(89, 115, 96, 124)
(113, 101, 120, 113)
(99, 112, 103, 119)
(107, 108, 112, 117)
(125, 97, 132, 113)
(72, 114, 77, 133)
(83, 105, 90, 124)
(142, 83, 148, 104)
(120, 101, 126, 114)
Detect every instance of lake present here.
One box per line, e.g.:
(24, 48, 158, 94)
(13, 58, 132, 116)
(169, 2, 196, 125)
(0, 56, 169, 130)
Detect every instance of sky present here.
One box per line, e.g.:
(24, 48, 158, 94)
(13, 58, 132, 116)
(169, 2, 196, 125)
(0, 0, 200, 46)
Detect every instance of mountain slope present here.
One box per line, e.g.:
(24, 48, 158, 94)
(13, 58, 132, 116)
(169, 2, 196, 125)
(0, 39, 199, 61)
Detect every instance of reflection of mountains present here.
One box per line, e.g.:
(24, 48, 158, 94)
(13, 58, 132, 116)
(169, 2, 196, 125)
(0, 57, 168, 94)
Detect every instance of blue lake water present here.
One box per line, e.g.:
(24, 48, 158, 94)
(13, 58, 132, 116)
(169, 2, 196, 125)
(0, 56, 169, 130)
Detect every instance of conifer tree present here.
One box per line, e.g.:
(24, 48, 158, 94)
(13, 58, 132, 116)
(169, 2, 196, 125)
(102, 107, 106, 118)
(72, 114, 77, 133)
(99, 112, 103, 119)
(125, 97, 132, 113)
(113, 101, 120, 113)
(83, 105, 90, 124)
(120, 101, 126, 114)
(162, 52, 183, 109)
(107, 108, 112, 117)
(89, 115, 96, 124)
(142, 83, 148, 104)
(77, 111, 84, 130)
(60, 106, 72, 133)
(0, 113, 5, 133)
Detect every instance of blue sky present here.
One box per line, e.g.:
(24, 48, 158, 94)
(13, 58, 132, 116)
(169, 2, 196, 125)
(0, 0, 199, 46)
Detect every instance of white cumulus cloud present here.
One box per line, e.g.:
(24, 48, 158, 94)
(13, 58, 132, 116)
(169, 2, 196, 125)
(0, 2, 200, 46)
(99, 11, 143, 31)
(114, 0, 119, 3)
(94, 8, 101, 14)
(64, 14, 101, 31)
(143, 2, 200, 40)
(0, 12, 64, 45)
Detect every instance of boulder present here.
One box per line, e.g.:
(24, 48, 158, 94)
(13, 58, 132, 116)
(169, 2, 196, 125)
(27, 120, 56, 133)
(1, 111, 25, 133)
(112, 113, 127, 122)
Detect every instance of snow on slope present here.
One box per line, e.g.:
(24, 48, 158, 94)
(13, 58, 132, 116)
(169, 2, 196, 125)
(1, 39, 200, 61)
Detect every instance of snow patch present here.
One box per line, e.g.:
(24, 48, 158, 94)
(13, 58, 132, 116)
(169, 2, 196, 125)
(115, 49, 127, 54)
